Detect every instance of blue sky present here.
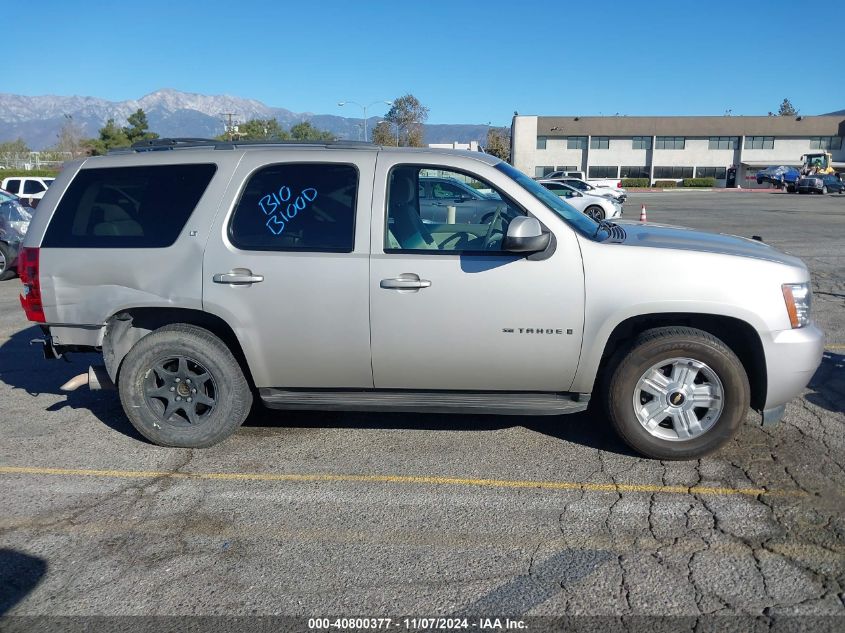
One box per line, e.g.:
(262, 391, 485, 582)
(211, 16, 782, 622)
(5, 0, 841, 125)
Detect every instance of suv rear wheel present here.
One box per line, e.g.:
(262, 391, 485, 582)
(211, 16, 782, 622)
(606, 327, 750, 460)
(118, 324, 252, 447)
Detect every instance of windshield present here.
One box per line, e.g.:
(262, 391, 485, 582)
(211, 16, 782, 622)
(495, 162, 599, 237)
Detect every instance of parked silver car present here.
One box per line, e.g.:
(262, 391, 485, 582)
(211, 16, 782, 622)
(19, 140, 823, 459)
(0, 191, 33, 280)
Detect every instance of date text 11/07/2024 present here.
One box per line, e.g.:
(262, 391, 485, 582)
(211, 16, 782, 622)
(307, 617, 528, 630)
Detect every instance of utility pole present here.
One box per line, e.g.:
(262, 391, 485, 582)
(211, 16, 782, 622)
(220, 112, 240, 141)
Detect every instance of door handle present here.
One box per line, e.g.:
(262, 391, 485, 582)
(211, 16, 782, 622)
(213, 271, 264, 285)
(380, 273, 431, 290)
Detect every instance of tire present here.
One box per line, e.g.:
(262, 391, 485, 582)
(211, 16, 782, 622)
(0, 243, 15, 281)
(786, 185, 795, 193)
(584, 205, 605, 221)
(118, 323, 253, 448)
(605, 326, 750, 460)
(821, 186, 828, 195)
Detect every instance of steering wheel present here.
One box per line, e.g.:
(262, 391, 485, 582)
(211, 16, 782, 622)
(482, 205, 507, 250)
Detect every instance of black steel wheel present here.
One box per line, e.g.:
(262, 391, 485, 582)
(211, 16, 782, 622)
(118, 323, 252, 447)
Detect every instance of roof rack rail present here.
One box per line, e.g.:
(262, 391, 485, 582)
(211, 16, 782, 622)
(126, 138, 378, 152)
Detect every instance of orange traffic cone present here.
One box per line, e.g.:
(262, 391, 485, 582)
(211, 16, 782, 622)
(639, 204, 647, 222)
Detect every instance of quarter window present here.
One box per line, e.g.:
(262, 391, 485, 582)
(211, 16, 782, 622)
(4, 179, 21, 194)
(744, 136, 774, 150)
(42, 164, 216, 248)
(229, 163, 358, 252)
(656, 136, 685, 150)
(590, 136, 609, 149)
(385, 166, 524, 253)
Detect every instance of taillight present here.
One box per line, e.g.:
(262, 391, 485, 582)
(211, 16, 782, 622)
(18, 247, 45, 323)
(617, 181, 622, 188)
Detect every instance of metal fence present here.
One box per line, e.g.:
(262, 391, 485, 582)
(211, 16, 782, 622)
(0, 151, 73, 171)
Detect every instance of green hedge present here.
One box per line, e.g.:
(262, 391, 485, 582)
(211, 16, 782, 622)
(653, 180, 677, 188)
(621, 178, 649, 188)
(0, 169, 61, 178)
(682, 177, 716, 188)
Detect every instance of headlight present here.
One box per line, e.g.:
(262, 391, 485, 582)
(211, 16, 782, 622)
(782, 282, 812, 328)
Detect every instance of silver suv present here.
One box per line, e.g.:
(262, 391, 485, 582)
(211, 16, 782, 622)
(19, 139, 823, 459)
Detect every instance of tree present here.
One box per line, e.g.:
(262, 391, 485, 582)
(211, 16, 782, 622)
(123, 108, 158, 144)
(777, 98, 798, 116)
(290, 121, 334, 141)
(485, 126, 511, 162)
(86, 119, 130, 155)
(54, 114, 86, 157)
(384, 94, 429, 147)
(371, 121, 396, 146)
(219, 118, 289, 141)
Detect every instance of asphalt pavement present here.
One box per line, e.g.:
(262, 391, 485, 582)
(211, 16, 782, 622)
(0, 191, 843, 628)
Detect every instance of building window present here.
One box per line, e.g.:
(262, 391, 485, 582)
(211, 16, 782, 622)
(632, 136, 652, 150)
(567, 136, 587, 150)
(655, 136, 685, 150)
(590, 136, 609, 149)
(810, 136, 842, 150)
(744, 136, 774, 150)
(708, 136, 738, 150)
(555, 165, 577, 171)
(588, 166, 617, 179)
(653, 166, 694, 179)
(620, 166, 649, 178)
(695, 167, 727, 179)
(536, 137, 547, 150)
(534, 166, 554, 178)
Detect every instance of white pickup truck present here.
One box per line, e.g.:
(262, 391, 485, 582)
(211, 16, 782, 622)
(546, 170, 621, 190)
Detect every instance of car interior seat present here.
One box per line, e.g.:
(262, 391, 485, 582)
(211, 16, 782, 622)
(388, 169, 436, 250)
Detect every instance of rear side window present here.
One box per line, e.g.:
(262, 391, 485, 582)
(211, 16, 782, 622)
(229, 163, 357, 252)
(5, 179, 20, 194)
(23, 180, 45, 194)
(42, 164, 216, 248)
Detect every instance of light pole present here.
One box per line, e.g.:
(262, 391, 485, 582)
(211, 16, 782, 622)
(338, 100, 392, 141)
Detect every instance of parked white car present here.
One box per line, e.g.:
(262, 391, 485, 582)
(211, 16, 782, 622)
(545, 175, 627, 203)
(539, 180, 622, 220)
(1, 176, 55, 205)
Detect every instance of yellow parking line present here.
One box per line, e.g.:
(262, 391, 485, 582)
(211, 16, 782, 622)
(0, 465, 799, 497)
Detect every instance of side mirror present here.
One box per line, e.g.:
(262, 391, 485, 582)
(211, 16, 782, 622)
(502, 216, 551, 253)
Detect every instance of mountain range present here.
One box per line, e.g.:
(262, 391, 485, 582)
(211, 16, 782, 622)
(0, 88, 491, 150)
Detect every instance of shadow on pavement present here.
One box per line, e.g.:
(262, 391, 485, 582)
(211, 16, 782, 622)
(0, 549, 47, 615)
(0, 325, 146, 442)
(805, 352, 845, 414)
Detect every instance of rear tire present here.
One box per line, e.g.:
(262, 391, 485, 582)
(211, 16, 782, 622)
(0, 243, 15, 281)
(118, 323, 253, 447)
(605, 327, 750, 460)
(821, 186, 828, 195)
(585, 205, 605, 221)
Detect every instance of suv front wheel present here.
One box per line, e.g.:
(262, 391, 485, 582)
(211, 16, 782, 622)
(606, 327, 750, 460)
(118, 324, 253, 447)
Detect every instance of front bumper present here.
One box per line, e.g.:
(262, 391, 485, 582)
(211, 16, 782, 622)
(763, 324, 824, 410)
